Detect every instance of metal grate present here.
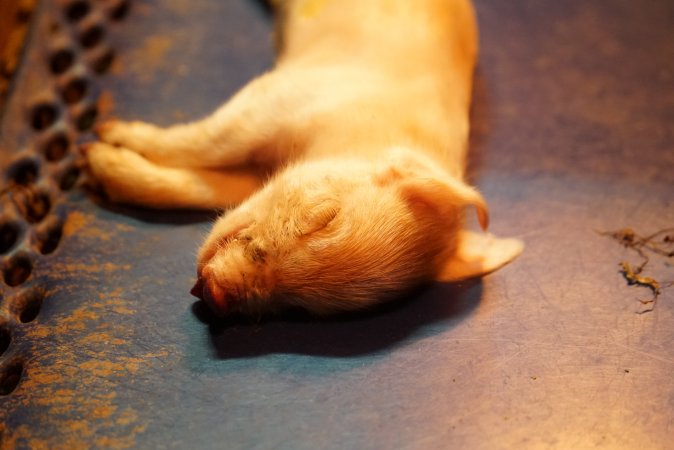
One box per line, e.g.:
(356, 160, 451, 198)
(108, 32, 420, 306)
(0, 0, 131, 399)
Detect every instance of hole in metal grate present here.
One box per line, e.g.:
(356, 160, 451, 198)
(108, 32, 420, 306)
(30, 102, 59, 131)
(3, 253, 33, 286)
(43, 132, 70, 161)
(61, 77, 88, 104)
(0, 326, 10, 357)
(15, 190, 51, 224)
(79, 25, 105, 49)
(76, 105, 98, 131)
(92, 48, 115, 74)
(49, 48, 75, 75)
(59, 166, 80, 191)
(6, 158, 39, 185)
(110, 0, 131, 21)
(0, 360, 24, 396)
(0, 221, 21, 255)
(65, 0, 90, 22)
(49, 21, 61, 35)
(13, 289, 45, 323)
(38, 219, 63, 255)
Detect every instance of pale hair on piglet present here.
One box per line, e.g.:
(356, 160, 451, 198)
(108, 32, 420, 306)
(85, 0, 523, 316)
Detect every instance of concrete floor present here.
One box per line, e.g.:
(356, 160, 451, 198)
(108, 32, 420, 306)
(1, 0, 673, 448)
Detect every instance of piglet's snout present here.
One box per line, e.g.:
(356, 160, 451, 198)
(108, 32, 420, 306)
(190, 275, 230, 317)
(190, 277, 205, 299)
(190, 245, 267, 316)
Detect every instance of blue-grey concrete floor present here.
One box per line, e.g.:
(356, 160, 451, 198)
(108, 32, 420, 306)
(1, 0, 673, 448)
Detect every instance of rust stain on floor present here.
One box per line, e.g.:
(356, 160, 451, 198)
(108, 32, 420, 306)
(126, 35, 174, 82)
(2, 287, 170, 448)
(97, 90, 116, 118)
(63, 210, 137, 243)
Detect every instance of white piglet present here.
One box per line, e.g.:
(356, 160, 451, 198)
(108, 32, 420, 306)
(86, 0, 523, 316)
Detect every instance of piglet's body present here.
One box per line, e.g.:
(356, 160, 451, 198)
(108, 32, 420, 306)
(86, 0, 523, 315)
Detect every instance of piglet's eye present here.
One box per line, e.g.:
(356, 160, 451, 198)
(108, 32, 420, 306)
(299, 205, 340, 236)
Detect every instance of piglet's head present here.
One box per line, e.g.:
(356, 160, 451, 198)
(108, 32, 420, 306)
(192, 153, 523, 317)
(190, 170, 346, 316)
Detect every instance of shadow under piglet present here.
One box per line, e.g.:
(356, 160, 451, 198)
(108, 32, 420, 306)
(193, 280, 483, 358)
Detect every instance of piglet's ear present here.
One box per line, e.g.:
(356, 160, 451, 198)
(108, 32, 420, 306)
(375, 163, 521, 280)
(437, 230, 524, 281)
(397, 174, 490, 231)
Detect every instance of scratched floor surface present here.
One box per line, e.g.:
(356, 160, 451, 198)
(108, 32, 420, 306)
(1, 0, 673, 448)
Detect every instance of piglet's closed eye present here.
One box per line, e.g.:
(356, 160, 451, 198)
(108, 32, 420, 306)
(297, 203, 340, 236)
